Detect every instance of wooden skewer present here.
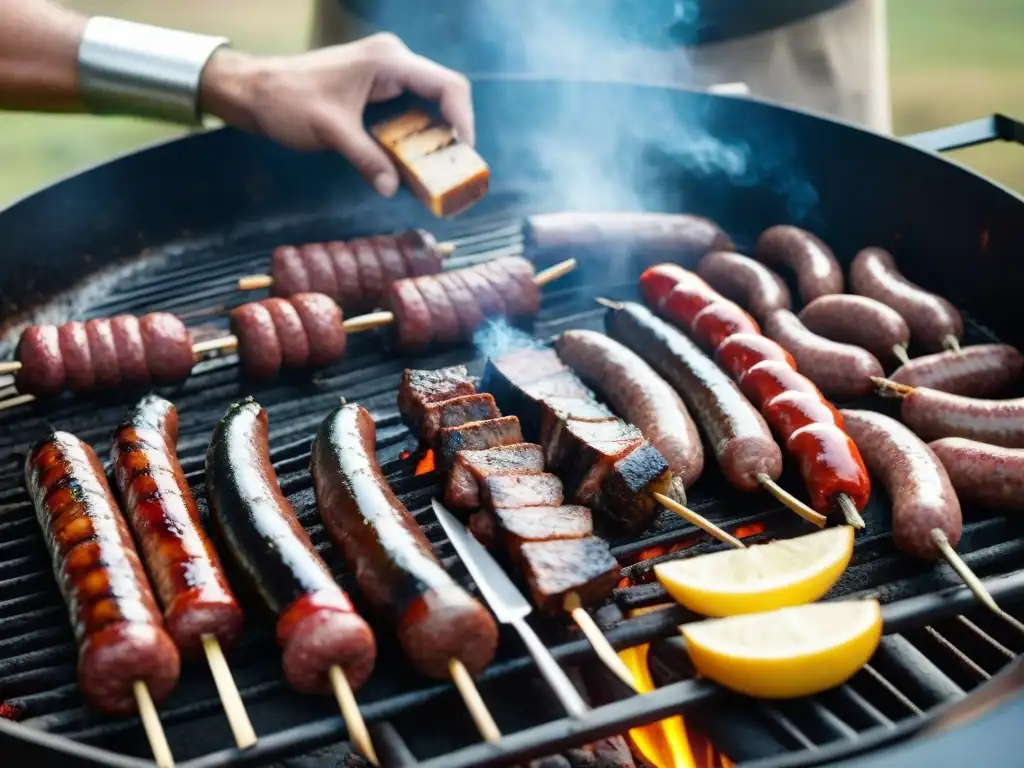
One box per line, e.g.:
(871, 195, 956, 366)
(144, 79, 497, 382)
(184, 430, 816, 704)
(329, 665, 379, 767)
(448, 658, 502, 742)
(943, 335, 962, 353)
(595, 297, 625, 310)
(201, 634, 257, 750)
(892, 344, 911, 366)
(871, 376, 915, 397)
(653, 492, 747, 549)
(835, 493, 867, 530)
(237, 242, 458, 291)
(133, 680, 175, 768)
(563, 592, 639, 692)
(756, 473, 829, 528)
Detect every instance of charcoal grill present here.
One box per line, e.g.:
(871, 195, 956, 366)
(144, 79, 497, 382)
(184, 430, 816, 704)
(2, 79, 1024, 768)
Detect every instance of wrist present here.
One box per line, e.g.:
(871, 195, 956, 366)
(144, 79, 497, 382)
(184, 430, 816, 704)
(200, 48, 262, 131)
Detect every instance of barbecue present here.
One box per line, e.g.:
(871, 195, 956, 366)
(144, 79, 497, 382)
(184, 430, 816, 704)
(2, 79, 1024, 768)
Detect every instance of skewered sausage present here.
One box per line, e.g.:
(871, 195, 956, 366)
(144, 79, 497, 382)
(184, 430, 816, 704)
(25, 431, 180, 715)
(929, 437, 1024, 510)
(763, 310, 883, 400)
(206, 399, 376, 694)
(605, 302, 782, 492)
(892, 385, 1024, 448)
(842, 409, 962, 560)
(311, 403, 498, 678)
(890, 344, 1024, 397)
(697, 251, 792, 321)
(270, 230, 445, 312)
(639, 265, 722, 320)
(715, 334, 796, 381)
(755, 225, 844, 302)
(14, 313, 194, 397)
(111, 395, 244, 658)
(798, 295, 911, 365)
(691, 302, 760, 352)
(555, 329, 705, 492)
(850, 247, 964, 352)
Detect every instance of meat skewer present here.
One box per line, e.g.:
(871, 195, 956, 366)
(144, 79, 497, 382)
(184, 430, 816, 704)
(110, 395, 255, 750)
(311, 403, 501, 742)
(25, 431, 179, 767)
(205, 399, 379, 765)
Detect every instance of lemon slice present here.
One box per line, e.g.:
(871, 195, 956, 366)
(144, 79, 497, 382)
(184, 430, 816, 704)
(682, 599, 882, 699)
(654, 526, 854, 617)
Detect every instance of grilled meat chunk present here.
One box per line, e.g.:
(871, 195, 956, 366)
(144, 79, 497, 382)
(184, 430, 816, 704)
(547, 419, 645, 505)
(495, 505, 593, 565)
(484, 473, 564, 509)
(398, 366, 477, 435)
(420, 393, 500, 447)
(520, 537, 620, 614)
(444, 443, 545, 511)
(437, 416, 524, 468)
(591, 441, 672, 533)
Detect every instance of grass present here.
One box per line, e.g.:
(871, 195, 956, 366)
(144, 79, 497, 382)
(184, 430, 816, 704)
(2, 0, 1023, 205)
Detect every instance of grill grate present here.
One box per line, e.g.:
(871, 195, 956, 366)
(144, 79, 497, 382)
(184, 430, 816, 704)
(0, 193, 1022, 767)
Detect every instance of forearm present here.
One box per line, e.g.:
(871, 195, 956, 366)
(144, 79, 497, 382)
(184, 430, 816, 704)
(0, 0, 87, 112)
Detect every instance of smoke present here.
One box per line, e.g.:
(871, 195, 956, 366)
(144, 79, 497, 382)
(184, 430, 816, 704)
(473, 319, 542, 361)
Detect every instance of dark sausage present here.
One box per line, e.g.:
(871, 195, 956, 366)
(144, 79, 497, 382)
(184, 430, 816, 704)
(289, 293, 347, 367)
(229, 302, 283, 379)
(842, 409, 962, 560)
(58, 321, 95, 394)
(270, 246, 310, 297)
(798, 295, 911, 365)
(755, 225, 844, 302)
(697, 251, 792, 321)
(111, 395, 244, 658)
(850, 246, 963, 352)
(16, 325, 65, 397)
(606, 302, 782, 492)
(387, 278, 433, 351)
(139, 312, 194, 384)
(891, 344, 1024, 397)
(206, 399, 376, 694)
(763, 309, 883, 400)
(25, 431, 180, 715)
(929, 437, 1024, 510)
(110, 315, 151, 386)
(555, 329, 705, 491)
(311, 403, 498, 678)
(85, 318, 121, 390)
(897, 387, 1024, 448)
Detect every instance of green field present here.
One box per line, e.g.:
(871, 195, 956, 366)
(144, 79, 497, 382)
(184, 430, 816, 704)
(2, 0, 1022, 206)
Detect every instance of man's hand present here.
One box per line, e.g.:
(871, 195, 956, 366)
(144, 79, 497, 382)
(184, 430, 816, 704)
(200, 34, 474, 198)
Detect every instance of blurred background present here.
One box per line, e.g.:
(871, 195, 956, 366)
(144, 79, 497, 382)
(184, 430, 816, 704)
(2, 0, 1022, 206)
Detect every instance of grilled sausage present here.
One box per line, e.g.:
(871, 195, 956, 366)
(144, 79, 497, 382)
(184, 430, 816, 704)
(763, 310, 883, 400)
(890, 344, 1024, 397)
(895, 386, 1024, 448)
(311, 404, 498, 678)
(850, 247, 964, 352)
(755, 225, 844, 302)
(606, 302, 782, 492)
(555, 329, 705, 492)
(691, 302, 761, 352)
(639, 264, 722, 319)
(715, 334, 796, 381)
(842, 409, 962, 560)
(85, 318, 121, 390)
(206, 399, 376, 694)
(798, 295, 911, 365)
(110, 315, 151, 386)
(929, 437, 1024, 510)
(15, 325, 65, 397)
(697, 251, 792, 321)
(26, 431, 180, 715)
(139, 313, 196, 384)
(111, 395, 244, 658)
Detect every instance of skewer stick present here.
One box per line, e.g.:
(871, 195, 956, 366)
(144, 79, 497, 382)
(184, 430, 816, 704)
(343, 311, 396, 333)
(133, 681, 175, 768)
(534, 258, 577, 286)
(892, 344, 911, 366)
(943, 335, 962, 353)
(563, 592, 639, 692)
(328, 665, 379, 767)
(756, 474, 828, 528)
(448, 658, 501, 743)
(653, 492, 747, 549)
(595, 297, 624, 311)
(236, 242, 458, 291)
(871, 376, 914, 397)
(0, 360, 20, 375)
(201, 634, 257, 750)
(835, 493, 866, 530)
(0, 393, 36, 412)
(192, 336, 239, 357)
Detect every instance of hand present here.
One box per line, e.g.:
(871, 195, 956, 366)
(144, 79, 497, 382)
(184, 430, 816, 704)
(200, 34, 474, 197)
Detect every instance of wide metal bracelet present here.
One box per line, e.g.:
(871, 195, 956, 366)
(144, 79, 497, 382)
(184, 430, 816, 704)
(77, 17, 229, 125)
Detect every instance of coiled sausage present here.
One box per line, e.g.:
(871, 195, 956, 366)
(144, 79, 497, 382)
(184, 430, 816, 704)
(755, 225, 844, 302)
(697, 250, 792, 322)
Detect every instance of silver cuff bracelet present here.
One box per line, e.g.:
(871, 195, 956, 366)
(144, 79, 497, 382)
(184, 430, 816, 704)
(77, 17, 229, 125)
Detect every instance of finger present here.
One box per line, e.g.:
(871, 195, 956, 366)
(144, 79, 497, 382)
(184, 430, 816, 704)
(393, 54, 475, 146)
(314, 110, 399, 197)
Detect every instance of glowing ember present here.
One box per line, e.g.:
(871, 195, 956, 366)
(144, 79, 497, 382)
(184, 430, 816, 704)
(0, 702, 19, 720)
(400, 449, 411, 460)
(414, 449, 436, 476)
(733, 522, 767, 540)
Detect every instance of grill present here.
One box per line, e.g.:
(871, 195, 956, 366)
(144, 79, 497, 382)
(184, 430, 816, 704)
(2, 81, 1024, 768)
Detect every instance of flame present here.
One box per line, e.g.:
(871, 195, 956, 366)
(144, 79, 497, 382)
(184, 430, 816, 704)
(733, 522, 766, 540)
(414, 449, 436, 475)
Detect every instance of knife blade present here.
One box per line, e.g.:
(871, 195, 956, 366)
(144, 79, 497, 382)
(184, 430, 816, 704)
(431, 499, 590, 719)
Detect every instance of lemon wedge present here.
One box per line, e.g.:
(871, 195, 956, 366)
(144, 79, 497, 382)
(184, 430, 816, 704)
(682, 599, 882, 698)
(654, 526, 854, 617)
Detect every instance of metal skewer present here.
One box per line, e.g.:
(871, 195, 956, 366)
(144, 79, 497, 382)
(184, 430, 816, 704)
(134, 681, 175, 768)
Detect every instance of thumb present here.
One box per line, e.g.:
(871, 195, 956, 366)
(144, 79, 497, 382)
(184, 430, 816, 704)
(316, 111, 399, 197)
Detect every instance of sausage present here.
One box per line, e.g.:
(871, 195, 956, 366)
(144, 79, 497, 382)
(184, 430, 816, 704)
(895, 386, 1024, 448)
(299, 244, 340, 305)
(697, 251, 792, 321)
(139, 313, 195, 384)
(850, 247, 964, 352)
(311, 404, 498, 678)
(890, 344, 1024, 397)
(85, 318, 121, 390)
(739, 361, 844, 436)
(785, 423, 872, 514)
(110, 315, 152, 386)
(715, 334, 796, 381)
(25, 431, 180, 715)
(111, 395, 244, 658)
(842, 409, 962, 560)
(325, 241, 362, 310)
(555, 329, 705, 492)
(395, 229, 445, 277)
(352, 239, 385, 314)
(929, 437, 1024, 510)
(690, 302, 760, 352)
(387, 278, 433, 351)
(206, 399, 376, 693)
(229, 302, 283, 379)
(415, 274, 462, 344)
(605, 302, 782, 492)
(15, 325, 65, 397)
(763, 310, 883, 400)
(639, 264, 721, 319)
(270, 246, 310, 297)
(230, 294, 346, 377)
(798, 295, 911, 365)
(755, 225, 844, 302)
(58, 321, 96, 394)
(762, 391, 845, 444)
(262, 298, 311, 370)
(289, 293, 347, 367)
